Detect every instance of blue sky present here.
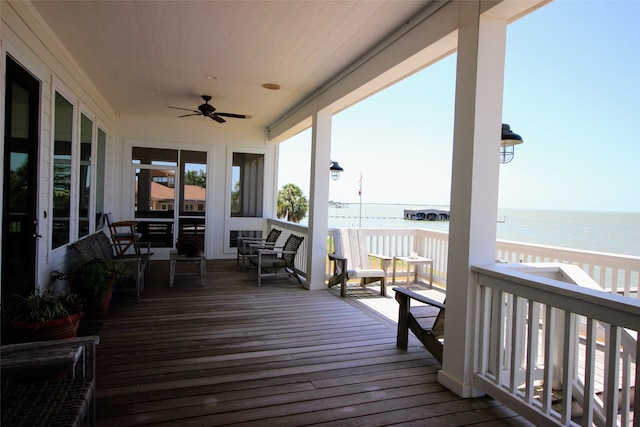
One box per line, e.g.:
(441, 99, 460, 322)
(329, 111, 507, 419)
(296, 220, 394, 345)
(278, 0, 640, 213)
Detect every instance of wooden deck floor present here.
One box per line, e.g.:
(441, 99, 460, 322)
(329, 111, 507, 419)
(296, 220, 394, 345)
(95, 259, 533, 426)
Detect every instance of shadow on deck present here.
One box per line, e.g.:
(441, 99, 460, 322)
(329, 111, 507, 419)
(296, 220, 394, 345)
(95, 259, 533, 426)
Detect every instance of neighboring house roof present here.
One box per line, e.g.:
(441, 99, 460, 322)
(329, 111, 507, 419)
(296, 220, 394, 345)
(147, 181, 205, 202)
(183, 185, 206, 202)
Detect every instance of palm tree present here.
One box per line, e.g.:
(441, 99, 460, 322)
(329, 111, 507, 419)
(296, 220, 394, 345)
(277, 183, 308, 223)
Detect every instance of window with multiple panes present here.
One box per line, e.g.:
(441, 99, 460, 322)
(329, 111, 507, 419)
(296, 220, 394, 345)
(51, 91, 107, 249)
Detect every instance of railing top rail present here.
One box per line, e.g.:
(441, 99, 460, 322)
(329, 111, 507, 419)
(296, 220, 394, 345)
(267, 218, 308, 234)
(328, 227, 451, 238)
(473, 263, 640, 328)
(497, 238, 640, 263)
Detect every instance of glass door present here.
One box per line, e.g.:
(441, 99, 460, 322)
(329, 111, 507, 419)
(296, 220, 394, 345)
(178, 150, 207, 250)
(2, 56, 40, 303)
(132, 147, 177, 250)
(131, 147, 208, 255)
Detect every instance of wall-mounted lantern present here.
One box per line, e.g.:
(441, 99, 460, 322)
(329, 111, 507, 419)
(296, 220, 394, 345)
(330, 161, 344, 181)
(500, 124, 524, 164)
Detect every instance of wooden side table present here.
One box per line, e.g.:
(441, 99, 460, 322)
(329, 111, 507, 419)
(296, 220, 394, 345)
(169, 249, 206, 287)
(392, 255, 433, 289)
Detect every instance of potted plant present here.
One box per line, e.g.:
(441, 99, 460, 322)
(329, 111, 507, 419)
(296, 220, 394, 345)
(67, 259, 124, 319)
(176, 234, 204, 257)
(2, 290, 83, 343)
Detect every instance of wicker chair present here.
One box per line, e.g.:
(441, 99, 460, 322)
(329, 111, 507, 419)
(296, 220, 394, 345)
(237, 228, 281, 270)
(249, 234, 304, 287)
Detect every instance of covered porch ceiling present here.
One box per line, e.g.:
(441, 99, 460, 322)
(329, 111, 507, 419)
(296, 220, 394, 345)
(30, 0, 438, 129)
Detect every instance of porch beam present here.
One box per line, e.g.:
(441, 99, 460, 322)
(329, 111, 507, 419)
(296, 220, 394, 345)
(438, 2, 507, 398)
(306, 109, 332, 291)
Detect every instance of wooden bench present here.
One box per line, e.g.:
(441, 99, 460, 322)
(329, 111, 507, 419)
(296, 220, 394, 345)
(394, 287, 445, 364)
(1, 336, 100, 427)
(69, 231, 152, 303)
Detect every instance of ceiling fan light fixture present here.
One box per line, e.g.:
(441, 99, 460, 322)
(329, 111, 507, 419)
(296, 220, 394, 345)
(262, 83, 280, 90)
(168, 95, 250, 124)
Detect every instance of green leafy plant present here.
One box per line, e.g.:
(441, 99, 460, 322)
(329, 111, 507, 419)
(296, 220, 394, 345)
(67, 258, 124, 303)
(3, 291, 82, 323)
(277, 183, 308, 223)
(176, 234, 203, 257)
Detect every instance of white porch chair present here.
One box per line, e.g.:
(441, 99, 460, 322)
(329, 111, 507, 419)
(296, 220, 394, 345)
(327, 228, 392, 297)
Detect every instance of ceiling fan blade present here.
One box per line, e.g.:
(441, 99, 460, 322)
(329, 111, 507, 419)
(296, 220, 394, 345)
(178, 113, 202, 118)
(211, 114, 226, 123)
(168, 106, 200, 113)
(216, 112, 251, 119)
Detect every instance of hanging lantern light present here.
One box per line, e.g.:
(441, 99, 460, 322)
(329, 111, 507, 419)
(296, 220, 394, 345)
(500, 124, 524, 164)
(330, 161, 344, 181)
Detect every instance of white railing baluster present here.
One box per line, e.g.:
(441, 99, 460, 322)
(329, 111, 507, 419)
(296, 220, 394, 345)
(621, 349, 631, 426)
(492, 289, 505, 384)
(525, 300, 538, 405)
(604, 325, 621, 427)
(583, 317, 596, 427)
(542, 305, 555, 414)
(510, 296, 523, 394)
(562, 311, 576, 425)
(635, 336, 640, 427)
(477, 285, 491, 377)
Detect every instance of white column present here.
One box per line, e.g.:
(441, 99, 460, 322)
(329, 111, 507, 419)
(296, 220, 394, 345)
(306, 109, 332, 291)
(437, 2, 507, 398)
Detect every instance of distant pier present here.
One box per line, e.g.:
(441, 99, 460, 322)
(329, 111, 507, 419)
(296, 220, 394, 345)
(403, 208, 450, 221)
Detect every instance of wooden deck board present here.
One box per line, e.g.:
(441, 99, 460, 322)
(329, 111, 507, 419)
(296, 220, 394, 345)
(95, 259, 533, 426)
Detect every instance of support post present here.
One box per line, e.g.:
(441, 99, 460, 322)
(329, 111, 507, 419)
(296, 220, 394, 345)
(306, 109, 333, 291)
(438, 2, 507, 398)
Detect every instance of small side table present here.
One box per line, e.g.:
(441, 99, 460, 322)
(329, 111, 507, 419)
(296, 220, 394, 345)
(392, 255, 433, 289)
(169, 249, 206, 287)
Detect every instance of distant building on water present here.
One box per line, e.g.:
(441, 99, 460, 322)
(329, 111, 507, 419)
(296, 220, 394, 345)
(404, 208, 449, 221)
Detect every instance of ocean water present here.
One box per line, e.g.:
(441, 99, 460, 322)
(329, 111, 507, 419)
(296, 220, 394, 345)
(323, 203, 640, 257)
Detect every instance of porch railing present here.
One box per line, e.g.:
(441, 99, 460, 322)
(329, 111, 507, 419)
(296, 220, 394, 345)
(266, 219, 640, 425)
(472, 263, 639, 426)
(359, 228, 450, 287)
(267, 219, 310, 277)
(266, 220, 640, 299)
(497, 240, 640, 297)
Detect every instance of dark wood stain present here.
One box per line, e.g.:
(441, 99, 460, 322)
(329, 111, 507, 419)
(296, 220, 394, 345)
(96, 260, 533, 426)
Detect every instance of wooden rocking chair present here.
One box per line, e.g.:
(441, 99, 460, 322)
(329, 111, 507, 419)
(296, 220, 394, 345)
(327, 228, 392, 297)
(394, 287, 445, 364)
(104, 212, 142, 256)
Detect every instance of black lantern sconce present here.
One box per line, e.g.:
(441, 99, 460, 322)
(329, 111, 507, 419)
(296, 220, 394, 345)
(500, 124, 524, 164)
(330, 161, 344, 181)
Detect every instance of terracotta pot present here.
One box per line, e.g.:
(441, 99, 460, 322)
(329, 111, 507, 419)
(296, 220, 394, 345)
(83, 288, 113, 320)
(7, 312, 81, 343)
